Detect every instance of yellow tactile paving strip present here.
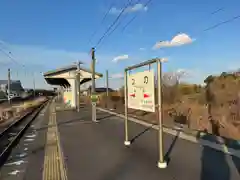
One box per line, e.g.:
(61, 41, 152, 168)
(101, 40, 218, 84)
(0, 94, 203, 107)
(42, 102, 68, 180)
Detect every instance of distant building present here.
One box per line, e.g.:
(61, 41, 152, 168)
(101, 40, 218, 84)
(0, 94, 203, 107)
(234, 71, 240, 76)
(82, 86, 115, 96)
(0, 80, 24, 96)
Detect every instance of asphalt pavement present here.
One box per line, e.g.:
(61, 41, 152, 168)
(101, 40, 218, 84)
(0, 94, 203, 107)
(56, 107, 240, 180)
(0, 103, 239, 180)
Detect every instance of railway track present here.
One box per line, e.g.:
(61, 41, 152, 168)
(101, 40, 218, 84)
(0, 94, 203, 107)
(0, 98, 50, 168)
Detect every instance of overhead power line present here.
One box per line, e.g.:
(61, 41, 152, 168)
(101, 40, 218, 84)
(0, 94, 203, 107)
(0, 43, 35, 78)
(0, 40, 23, 67)
(121, 0, 153, 32)
(203, 14, 240, 32)
(97, 20, 122, 50)
(94, 0, 134, 48)
(211, 7, 224, 15)
(0, 48, 21, 66)
(88, 1, 115, 44)
(106, 0, 143, 36)
(95, 0, 154, 49)
(0, 40, 44, 76)
(121, 14, 137, 32)
(0, 40, 10, 52)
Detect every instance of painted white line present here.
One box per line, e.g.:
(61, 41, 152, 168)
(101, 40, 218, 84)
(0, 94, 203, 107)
(97, 107, 240, 158)
(25, 134, 36, 138)
(9, 133, 17, 136)
(16, 153, 27, 158)
(5, 160, 25, 166)
(24, 138, 34, 142)
(8, 137, 14, 141)
(8, 170, 21, 175)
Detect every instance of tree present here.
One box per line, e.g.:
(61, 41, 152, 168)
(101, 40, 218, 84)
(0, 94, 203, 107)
(0, 91, 7, 99)
(204, 75, 214, 85)
(193, 84, 198, 93)
(118, 86, 124, 97)
(220, 72, 227, 78)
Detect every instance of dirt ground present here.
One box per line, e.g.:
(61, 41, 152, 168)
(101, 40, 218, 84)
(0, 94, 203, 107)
(82, 95, 240, 140)
(0, 97, 47, 124)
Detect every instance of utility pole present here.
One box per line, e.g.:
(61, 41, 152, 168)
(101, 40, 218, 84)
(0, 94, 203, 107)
(33, 72, 36, 97)
(106, 70, 109, 108)
(91, 48, 97, 122)
(77, 61, 81, 112)
(7, 68, 11, 104)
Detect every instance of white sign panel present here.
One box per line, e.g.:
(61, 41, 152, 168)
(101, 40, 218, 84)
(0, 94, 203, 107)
(127, 70, 155, 112)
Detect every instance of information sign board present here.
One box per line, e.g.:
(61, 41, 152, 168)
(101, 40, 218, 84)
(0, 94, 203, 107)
(127, 70, 155, 112)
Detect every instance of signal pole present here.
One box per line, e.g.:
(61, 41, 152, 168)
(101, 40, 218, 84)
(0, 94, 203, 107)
(7, 68, 11, 104)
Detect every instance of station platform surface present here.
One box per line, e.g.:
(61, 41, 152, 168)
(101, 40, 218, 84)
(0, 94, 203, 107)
(1, 101, 240, 180)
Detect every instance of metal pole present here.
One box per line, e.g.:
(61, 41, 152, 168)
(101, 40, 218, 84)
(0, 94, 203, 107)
(33, 72, 36, 97)
(106, 70, 109, 107)
(157, 59, 167, 168)
(78, 62, 81, 110)
(7, 68, 11, 104)
(124, 70, 130, 146)
(77, 61, 81, 112)
(91, 48, 97, 122)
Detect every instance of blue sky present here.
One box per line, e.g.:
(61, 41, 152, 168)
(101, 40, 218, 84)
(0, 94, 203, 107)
(0, 0, 240, 89)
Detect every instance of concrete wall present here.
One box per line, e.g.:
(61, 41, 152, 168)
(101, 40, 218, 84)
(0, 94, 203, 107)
(65, 78, 77, 107)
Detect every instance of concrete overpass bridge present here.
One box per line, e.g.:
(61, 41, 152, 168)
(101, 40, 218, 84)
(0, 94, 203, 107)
(43, 64, 102, 107)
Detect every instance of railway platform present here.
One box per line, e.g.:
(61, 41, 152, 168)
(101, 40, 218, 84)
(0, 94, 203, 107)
(0, 101, 240, 180)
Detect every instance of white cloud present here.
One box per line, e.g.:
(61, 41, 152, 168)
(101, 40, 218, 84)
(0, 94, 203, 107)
(128, 3, 148, 12)
(139, 47, 146, 51)
(110, 73, 124, 79)
(110, 3, 148, 15)
(109, 7, 121, 15)
(153, 33, 194, 49)
(112, 54, 129, 63)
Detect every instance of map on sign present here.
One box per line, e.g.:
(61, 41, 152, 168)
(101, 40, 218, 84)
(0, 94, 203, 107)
(127, 70, 155, 112)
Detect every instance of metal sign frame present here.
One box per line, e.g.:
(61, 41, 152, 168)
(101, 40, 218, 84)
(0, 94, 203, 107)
(124, 58, 167, 169)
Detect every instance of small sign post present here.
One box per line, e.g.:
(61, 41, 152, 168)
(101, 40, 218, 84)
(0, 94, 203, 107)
(90, 94, 98, 103)
(90, 93, 98, 122)
(124, 58, 167, 169)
